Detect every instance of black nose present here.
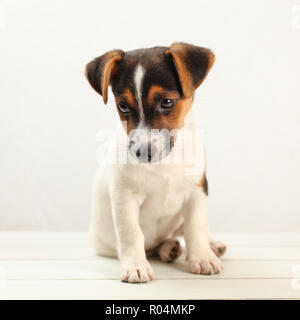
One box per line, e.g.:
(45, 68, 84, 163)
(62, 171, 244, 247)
(135, 144, 157, 163)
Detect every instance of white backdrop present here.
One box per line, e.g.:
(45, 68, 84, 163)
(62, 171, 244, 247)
(1, 0, 300, 231)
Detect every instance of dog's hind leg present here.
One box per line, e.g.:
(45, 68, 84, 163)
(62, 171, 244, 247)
(146, 239, 182, 262)
(156, 239, 183, 263)
(155, 238, 226, 261)
(209, 238, 227, 257)
(170, 222, 227, 259)
(147, 238, 226, 261)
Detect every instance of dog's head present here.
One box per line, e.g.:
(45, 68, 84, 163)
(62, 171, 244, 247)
(85, 43, 215, 163)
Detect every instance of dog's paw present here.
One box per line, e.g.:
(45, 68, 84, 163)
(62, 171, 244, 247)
(188, 249, 224, 275)
(121, 261, 154, 283)
(158, 239, 182, 263)
(210, 240, 227, 257)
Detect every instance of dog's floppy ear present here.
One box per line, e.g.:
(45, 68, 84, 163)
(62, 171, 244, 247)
(166, 42, 215, 98)
(84, 50, 124, 104)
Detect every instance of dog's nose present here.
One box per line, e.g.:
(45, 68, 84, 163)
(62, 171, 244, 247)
(135, 143, 157, 163)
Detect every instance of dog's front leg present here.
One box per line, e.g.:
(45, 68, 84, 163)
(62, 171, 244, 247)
(183, 188, 224, 275)
(111, 191, 154, 283)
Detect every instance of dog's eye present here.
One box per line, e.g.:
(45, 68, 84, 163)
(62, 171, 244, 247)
(161, 99, 174, 110)
(118, 103, 130, 114)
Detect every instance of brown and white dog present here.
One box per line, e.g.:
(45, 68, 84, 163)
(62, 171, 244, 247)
(85, 43, 226, 283)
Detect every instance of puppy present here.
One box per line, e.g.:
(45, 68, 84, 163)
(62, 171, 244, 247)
(85, 43, 226, 283)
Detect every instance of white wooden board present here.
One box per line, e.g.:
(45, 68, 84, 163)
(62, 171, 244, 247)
(0, 232, 299, 299)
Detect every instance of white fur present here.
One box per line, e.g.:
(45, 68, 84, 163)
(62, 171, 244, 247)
(90, 124, 223, 282)
(90, 84, 223, 283)
(134, 64, 145, 126)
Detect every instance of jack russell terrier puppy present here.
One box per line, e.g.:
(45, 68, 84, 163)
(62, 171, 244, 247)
(85, 42, 226, 283)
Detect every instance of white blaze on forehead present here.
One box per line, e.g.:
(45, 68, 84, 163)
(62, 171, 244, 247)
(134, 64, 145, 124)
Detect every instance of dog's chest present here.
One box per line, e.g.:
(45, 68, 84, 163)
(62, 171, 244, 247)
(115, 162, 201, 249)
(140, 179, 187, 217)
(134, 166, 197, 248)
(128, 163, 199, 217)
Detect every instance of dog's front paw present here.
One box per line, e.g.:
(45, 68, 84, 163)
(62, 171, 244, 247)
(121, 261, 154, 283)
(188, 249, 224, 275)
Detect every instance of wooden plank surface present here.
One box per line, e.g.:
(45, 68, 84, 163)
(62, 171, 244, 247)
(1, 259, 300, 280)
(0, 279, 299, 300)
(0, 231, 299, 300)
(1, 232, 300, 245)
(0, 245, 299, 260)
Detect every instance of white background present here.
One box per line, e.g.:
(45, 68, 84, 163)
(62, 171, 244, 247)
(1, 0, 300, 231)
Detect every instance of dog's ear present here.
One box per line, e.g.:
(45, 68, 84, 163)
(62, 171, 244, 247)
(84, 50, 124, 104)
(166, 43, 215, 98)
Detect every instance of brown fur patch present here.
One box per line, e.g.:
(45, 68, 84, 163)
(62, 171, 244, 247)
(116, 88, 136, 107)
(198, 173, 208, 195)
(166, 45, 194, 98)
(101, 53, 123, 104)
(196, 51, 215, 88)
(152, 96, 193, 131)
(85, 50, 124, 104)
(147, 85, 180, 105)
(115, 88, 137, 134)
(166, 43, 215, 98)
